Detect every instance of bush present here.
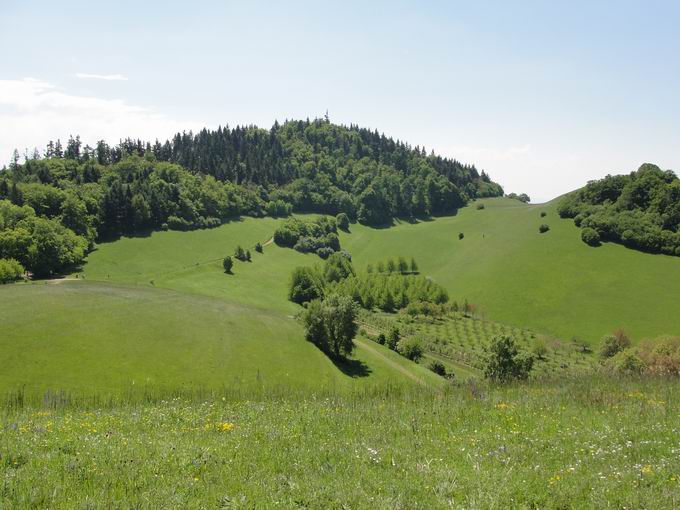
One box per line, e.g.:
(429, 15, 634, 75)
(289, 266, 323, 304)
(323, 252, 355, 283)
(599, 329, 631, 360)
(222, 256, 233, 274)
(336, 212, 350, 231)
(531, 338, 548, 360)
(458, 232, 464, 240)
(376, 333, 386, 345)
(483, 336, 534, 383)
(265, 200, 293, 218)
(255, 242, 263, 253)
(538, 224, 550, 233)
(581, 227, 601, 246)
(234, 245, 247, 261)
(540, 211, 547, 217)
(605, 348, 646, 375)
(428, 360, 447, 376)
(387, 327, 400, 351)
(476, 203, 485, 210)
(398, 337, 423, 362)
(637, 336, 680, 375)
(0, 258, 24, 283)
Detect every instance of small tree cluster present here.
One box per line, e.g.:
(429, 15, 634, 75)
(483, 336, 534, 383)
(599, 329, 631, 360)
(234, 245, 251, 261)
(302, 294, 359, 358)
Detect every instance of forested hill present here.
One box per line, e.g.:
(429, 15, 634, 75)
(0, 118, 502, 277)
(558, 163, 680, 256)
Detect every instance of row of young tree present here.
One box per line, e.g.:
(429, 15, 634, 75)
(558, 163, 680, 256)
(288, 253, 448, 312)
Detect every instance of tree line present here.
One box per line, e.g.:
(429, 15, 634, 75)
(558, 163, 680, 256)
(1, 118, 502, 276)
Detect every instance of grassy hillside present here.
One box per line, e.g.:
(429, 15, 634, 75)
(342, 198, 680, 344)
(2, 377, 678, 508)
(0, 281, 442, 397)
(3, 196, 679, 396)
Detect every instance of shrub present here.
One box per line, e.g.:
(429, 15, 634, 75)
(398, 337, 423, 362)
(234, 245, 247, 261)
(245, 250, 251, 262)
(637, 336, 680, 375)
(540, 211, 547, 217)
(483, 335, 534, 382)
(476, 203, 485, 210)
(531, 338, 548, 360)
(289, 266, 323, 304)
(410, 257, 418, 273)
(323, 252, 355, 283)
(458, 232, 464, 240)
(605, 348, 646, 375)
(316, 247, 335, 259)
(0, 258, 24, 283)
(336, 212, 350, 231)
(222, 256, 233, 274)
(376, 333, 386, 345)
(538, 224, 550, 233)
(387, 327, 400, 351)
(581, 227, 601, 246)
(255, 242, 263, 253)
(428, 360, 447, 376)
(599, 329, 631, 360)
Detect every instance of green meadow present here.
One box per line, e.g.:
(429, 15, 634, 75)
(2, 198, 680, 398)
(2, 377, 679, 509)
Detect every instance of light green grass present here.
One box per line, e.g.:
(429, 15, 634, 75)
(2, 377, 678, 508)
(0, 282, 442, 397)
(342, 198, 680, 344)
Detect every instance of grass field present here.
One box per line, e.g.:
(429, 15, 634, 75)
(2, 377, 679, 508)
(0, 281, 443, 398)
(2, 197, 679, 396)
(342, 198, 680, 344)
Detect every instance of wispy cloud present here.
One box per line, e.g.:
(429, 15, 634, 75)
(76, 72, 128, 81)
(0, 78, 199, 163)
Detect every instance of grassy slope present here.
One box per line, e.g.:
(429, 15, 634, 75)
(342, 198, 680, 344)
(0, 216, 442, 396)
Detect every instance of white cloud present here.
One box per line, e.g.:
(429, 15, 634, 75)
(76, 73, 129, 81)
(0, 78, 199, 164)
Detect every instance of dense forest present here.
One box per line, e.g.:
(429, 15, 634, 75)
(0, 118, 502, 277)
(558, 163, 680, 256)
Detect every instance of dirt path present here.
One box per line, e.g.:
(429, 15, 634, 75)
(263, 236, 275, 246)
(354, 337, 430, 387)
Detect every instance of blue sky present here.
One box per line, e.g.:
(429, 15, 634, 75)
(1, 0, 679, 201)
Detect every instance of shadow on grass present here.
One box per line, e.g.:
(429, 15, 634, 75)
(330, 355, 372, 378)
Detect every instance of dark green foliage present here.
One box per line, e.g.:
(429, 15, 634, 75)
(428, 360, 447, 376)
(0, 258, 24, 283)
(397, 257, 408, 274)
(539, 224, 550, 233)
(234, 245, 246, 261)
(274, 217, 340, 258)
(397, 337, 423, 362)
(288, 266, 324, 304)
(581, 227, 601, 246)
(409, 257, 418, 274)
(558, 164, 680, 256)
(387, 327, 400, 351)
(255, 242, 263, 253)
(222, 256, 233, 273)
(302, 295, 359, 358)
(476, 203, 485, 210)
(483, 336, 534, 382)
(336, 212, 350, 231)
(507, 193, 530, 203)
(458, 232, 464, 240)
(376, 333, 386, 345)
(540, 211, 547, 218)
(323, 252, 355, 283)
(245, 250, 251, 262)
(599, 330, 631, 360)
